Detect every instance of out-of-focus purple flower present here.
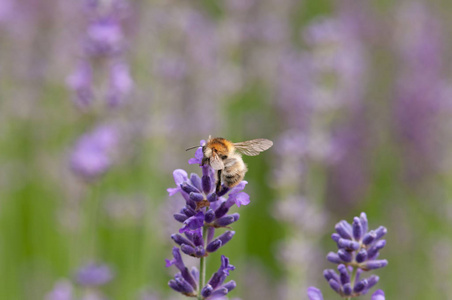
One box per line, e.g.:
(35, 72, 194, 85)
(70, 125, 119, 180)
(371, 289, 385, 300)
(46, 280, 74, 300)
(309, 212, 387, 298)
(307, 286, 323, 300)
(75, 262, 114, 287)
(66, 60, 93, 108)
(393, 2, 447, 181)
(68, 0, 132, 109)
(84, 17, 123, 56)
(106, 62, 133, 107)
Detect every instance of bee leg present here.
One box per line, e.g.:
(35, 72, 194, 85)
(215, 170, 222, 193)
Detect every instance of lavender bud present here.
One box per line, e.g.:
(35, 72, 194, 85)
(362, 231, 377, 245)
(171, 234, 194, 247)
(355, 248, 368, 263)
(181, 244, 196, 256)
(204, 209, 215, 223)
(174, 276, 195, 294)
(218, 231, 235, 245)
(222, 280, 236, 291)
(337, 238, 360, 251)
(207, 192, 218, 202)
(366, 275, 379, 290)
(195, 246, 205, 257)
(215, 202, 229, 219)
(202, 174, 211, 194)
(367, 240, 386, 259)
(206, 239, 222, 253)
(190, 173, 202, 192)
(352, 217, 363, 241)
(326, 252, 342, 264)
(189, 192, 204, 202)
(201, 284, 213, 298)
(214, 213, 239, 227)
(337, 249, 353, 263)
(331, 233, 341, 243)
(353, 279, 368, 293)
(338, 264, 350, 285)
(328, 278, 342, 294)
(323, 269, 340, 283)
(181, 182, 200, 194)
(343, 283, 352, 296)
(359, 212, 368, 235)
(181, 207, 195, 217)
(211, 287, 228, 297)
(361, 259, 388, 270)
(374, 226, 387, 240)
(335, 220, 353, 239)
(174, 213, 188, 223)
(168, 279, 183, 293)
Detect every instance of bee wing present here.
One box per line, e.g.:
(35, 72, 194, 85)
(210, 152, 225, 170)
(233, 139, 273, 156)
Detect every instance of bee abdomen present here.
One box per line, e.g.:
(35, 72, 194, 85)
(222, 154, 247, 188)
(223, 173, 243, 187)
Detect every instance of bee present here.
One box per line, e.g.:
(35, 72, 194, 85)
(198, 136, 273, 193)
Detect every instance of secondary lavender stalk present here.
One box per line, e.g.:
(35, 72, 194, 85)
(307, 213, 388, 299)
(166, 140, 249, 299)
(67, 0, 133, 109)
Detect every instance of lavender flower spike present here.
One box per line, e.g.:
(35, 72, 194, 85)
(75, 262, 114, 287)
(167, 140, 252, 298)
(307, 212, 388, 298)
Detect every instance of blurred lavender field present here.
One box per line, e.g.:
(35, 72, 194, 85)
(1, 0, 452, 299)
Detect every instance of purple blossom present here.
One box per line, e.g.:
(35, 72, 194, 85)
(308, 212, 387, 298)
(166, 140, 249, 298)
(106, 62, 133, 107)
(75, 262, 114, 287)
(68, 0, 132, 109)
(201, 257, 236, 299)
(70, 125, 119, 180)
(45, 280, 74, 300)
(84, 17, 123, 56)
(66, 60, 93, 108)
(307, 287, 385, 300)
(393, 2, 447, 181)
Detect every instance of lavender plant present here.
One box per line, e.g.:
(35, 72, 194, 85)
(67, 0, 133, 109)
(166, 141, 250, 299)
(46, 262, 114, 300)
(308, 213, 387, 299)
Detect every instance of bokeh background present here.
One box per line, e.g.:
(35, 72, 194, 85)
(1, 0, 452, 299)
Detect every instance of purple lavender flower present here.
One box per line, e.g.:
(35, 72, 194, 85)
(307, 287, 385, 300)
(166, 140, 249, 298)
(45, 280, 74, 300)
(68, 0, 133, 109)
(106, 61, 133, 107)
(308, 212, 387, 298)
(66, 60, 94, 108)
(84, 17, 123, 56)
(70, 125, 119, 180)
(75, 262, 114, 287)
(201, 256, 236, 299)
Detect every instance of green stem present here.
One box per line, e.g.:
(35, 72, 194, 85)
(198, 225, 208, 300)
(346, 267, 358, 300)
